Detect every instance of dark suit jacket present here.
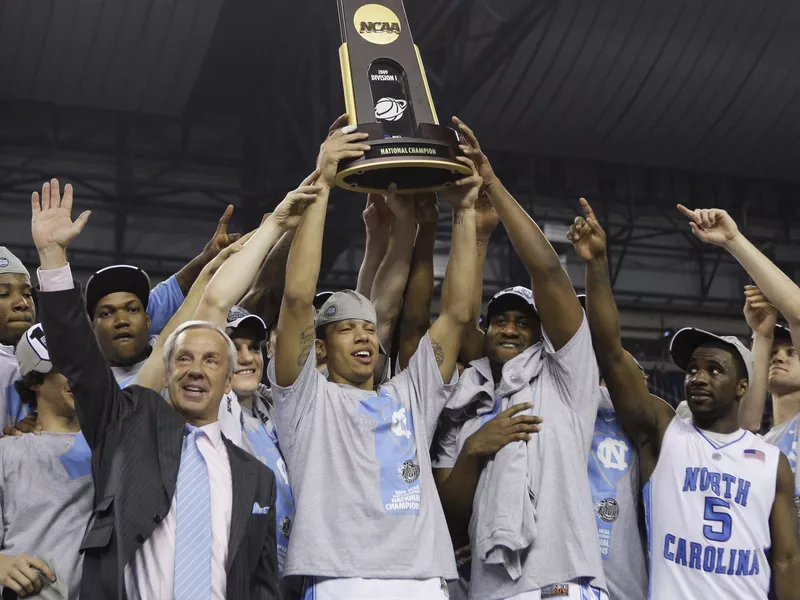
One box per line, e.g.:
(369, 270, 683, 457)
(39, 285, 280, 599)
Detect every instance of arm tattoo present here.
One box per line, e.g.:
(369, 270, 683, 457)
(298, 326, 315, 367)
(454, 212, 465, 225)
(431, 340, 445, 366)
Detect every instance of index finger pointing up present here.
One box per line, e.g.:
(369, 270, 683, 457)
(579, 197, 597, 222)
(216, 205, 234, 234)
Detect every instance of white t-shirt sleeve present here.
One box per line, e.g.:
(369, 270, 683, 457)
(385, 333, 458, 446)
(542, 314, 599, 411)
(267, 349, 324, 452)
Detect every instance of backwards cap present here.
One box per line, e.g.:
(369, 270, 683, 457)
(15, 323, 52, 376)
(0, 247, 30, 281)
(85, 265, 150, 319)
(315, 290, 377, 330)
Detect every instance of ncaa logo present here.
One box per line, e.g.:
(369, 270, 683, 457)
(0, 257, 8, 268)
(374, 97, 408, 122)
(324, 305, 337, 318)
(596, 498, 620, 523)
(353, 4, 401, 45)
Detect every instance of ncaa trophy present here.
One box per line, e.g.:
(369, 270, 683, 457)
(334, 0, 472, 194)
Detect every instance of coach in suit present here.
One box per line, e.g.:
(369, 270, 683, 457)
(30, 179, 280, 599)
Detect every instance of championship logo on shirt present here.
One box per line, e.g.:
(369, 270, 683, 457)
(359, 389, 421, 515)
(589, 407, 634, 559)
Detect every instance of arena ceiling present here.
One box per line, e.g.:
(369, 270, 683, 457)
(2, 0, 799, 181)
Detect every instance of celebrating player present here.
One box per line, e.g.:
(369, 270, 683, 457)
(270, 122, 481, 598)
(572, 198, 800, 599)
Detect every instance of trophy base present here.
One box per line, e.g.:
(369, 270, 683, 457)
(334, 123, 472, 195)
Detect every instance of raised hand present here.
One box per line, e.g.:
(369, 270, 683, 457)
(31, 179, 91, 261)
(439, 156, 483, 211)
(452, 116, 498, 189)
(464, 403, 542, 458)
(363, 192, 393, 236)
(317, 125, 371, 187)
(414, 193, 439, 226)
(203, 205, 242, 256)
(567, 198, 607, 263)
(743, 285, 778, 337)
(475, 190, 500, 238)
(383, 183, 414, 222)
(272, 169, 322, 231)
(677, 204, 741, 247)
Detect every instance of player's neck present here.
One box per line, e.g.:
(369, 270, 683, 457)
(36, 407, 80, 433)
(329, 370, 374, 391)
(238, 394, 254, 411)
(693, 413, 740, 435)
(771, 389, 800, 427)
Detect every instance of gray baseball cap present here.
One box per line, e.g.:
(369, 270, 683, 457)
(315, 290, 377, 330)
(226, 305, 267, 341)
(669, 327, 753, 382)
(16, 323, 52, 376)
(0, 247, 30, 281)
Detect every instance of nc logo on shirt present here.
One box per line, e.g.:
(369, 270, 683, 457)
(597, 438, 629, 471)
(391, 406, 412, 439)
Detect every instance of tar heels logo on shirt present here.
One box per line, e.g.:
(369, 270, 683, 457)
(597, 438, 630, 472)
(359, 389, 421, 515)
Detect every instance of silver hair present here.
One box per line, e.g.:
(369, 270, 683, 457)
(163, 320, 237, 378)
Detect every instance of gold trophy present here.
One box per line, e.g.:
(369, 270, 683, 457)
(335, 1, 472, 194)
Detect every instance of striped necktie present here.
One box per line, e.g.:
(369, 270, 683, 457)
(173, 425, 212, 600)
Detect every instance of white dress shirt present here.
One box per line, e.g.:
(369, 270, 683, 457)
(38, 264, 234, 599)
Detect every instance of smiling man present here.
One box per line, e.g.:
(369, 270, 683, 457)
(0, 247, 36, 431)
(270, 124, 481, 598)
(31, 178, 280, 598)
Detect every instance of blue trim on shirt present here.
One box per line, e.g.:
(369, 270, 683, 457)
(692, 425, 747, 450)
(59, 432, 92, 479)
(147, 275, 185, 336)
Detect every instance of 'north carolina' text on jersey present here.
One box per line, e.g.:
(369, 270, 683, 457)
(643, 416, 779, 600)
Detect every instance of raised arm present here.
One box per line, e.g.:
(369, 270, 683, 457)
(274, 126, 371, 387)
(237, 229, 295, 325)
(568, 198, 674, 454)
(737, 286, 776, 432)
(398, 196, 438, 370)
(355, 194, 393, 298)
(195, 172, 320, 328)
(370, 186, 416, 376)
(30, 179, 131, 450)
(134, 242, 247, 391)
(427, 157, 482, 382)
(771, 453, 800, 600)
(460, 193, 501, 364)
(174, 204, 243, 296)
(454, 117, 582, 350)
(678, 205, 800, 350)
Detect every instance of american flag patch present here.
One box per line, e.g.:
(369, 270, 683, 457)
(743, 449, 765, 462)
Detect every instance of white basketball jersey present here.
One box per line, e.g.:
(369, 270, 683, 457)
(644, 416, 779, 600)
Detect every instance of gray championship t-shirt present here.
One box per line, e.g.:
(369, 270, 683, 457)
(588, 387, 648, 600)
(763, 412, 800, 536)
(269, 332, 458, 580)
(0, 431, 93, 598)
(434, 318, 606, 600)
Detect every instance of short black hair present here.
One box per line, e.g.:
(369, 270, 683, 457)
(13, 371, 46, 410)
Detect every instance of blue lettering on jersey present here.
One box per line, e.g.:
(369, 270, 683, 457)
(588, 407, 633, 561)
(359, 389, 421, 516)
(682, 467, 751, 507)
(245, 425, 295, 575)
(59, 432, 91, 479)
(663, 533, 761, 576)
